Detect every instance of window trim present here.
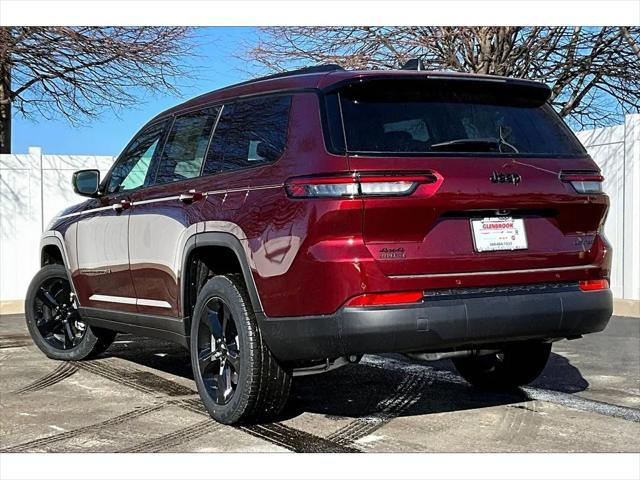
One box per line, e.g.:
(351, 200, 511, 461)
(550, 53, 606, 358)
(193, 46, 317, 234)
(146, 115, 176, 189)
(196, 104, 226, 177)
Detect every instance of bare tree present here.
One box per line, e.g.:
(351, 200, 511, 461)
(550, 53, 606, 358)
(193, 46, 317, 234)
(243, 27, 640, 129)
(0, 27, 196, 153)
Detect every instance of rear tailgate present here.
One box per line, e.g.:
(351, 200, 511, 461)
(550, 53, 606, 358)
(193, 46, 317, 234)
(327, 76, 609, 279)
(352, 155, 608, 277)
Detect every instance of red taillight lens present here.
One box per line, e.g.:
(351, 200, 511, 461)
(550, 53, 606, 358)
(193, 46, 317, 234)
(579, 279, 609, 291)
(285, 172, 440, 199)
(560, 171, 604, 194)
(346, 291, 424, 307)
(285, 175, 359, 198)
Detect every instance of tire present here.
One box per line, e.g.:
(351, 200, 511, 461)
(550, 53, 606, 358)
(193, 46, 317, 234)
(452, 342, 551, 389)
(25, 264, 117, 361)
(190, 274, 291, 425)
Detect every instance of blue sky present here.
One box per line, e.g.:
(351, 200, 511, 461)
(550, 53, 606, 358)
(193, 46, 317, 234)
(11, 27, 260, 156)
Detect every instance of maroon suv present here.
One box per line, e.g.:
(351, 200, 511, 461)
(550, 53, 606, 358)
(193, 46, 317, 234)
(25, 65, 612, 424)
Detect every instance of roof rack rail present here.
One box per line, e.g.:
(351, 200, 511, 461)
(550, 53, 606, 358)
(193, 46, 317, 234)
(264, 63, 344, 80)
(258, 64, 345, 82)
(230, 64, 345, 89)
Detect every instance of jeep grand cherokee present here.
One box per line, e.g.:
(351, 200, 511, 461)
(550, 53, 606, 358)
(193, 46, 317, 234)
(26, 64, 612, 424)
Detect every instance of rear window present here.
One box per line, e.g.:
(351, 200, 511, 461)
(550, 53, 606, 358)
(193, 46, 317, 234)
(329, 79, 585, 157)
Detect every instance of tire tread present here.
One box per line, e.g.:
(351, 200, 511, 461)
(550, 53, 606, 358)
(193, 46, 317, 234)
(190, 273, 291, 424)
(24, 264, 116, 361)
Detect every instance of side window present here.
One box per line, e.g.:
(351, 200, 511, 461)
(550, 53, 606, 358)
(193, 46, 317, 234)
(107, 121, 167, 194)
(154, 107, 220, 185)
(202, 95, 291, 175)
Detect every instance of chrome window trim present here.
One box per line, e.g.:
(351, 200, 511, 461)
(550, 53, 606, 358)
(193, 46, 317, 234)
(55, 184, 284, 220)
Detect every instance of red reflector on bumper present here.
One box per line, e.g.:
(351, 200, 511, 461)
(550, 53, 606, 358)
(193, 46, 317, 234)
(346, 291, 424, 307)
(579, 279, 609, 291)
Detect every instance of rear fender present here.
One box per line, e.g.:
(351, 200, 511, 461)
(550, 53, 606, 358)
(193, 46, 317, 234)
(180, 232, 264, 319)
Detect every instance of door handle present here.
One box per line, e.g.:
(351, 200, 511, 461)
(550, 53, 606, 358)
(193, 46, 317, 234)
(112, 199, 131, 212)
(179, 189, 203, 203)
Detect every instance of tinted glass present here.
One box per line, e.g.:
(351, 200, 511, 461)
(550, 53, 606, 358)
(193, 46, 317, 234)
(154, 107, 220, 185)
(75, 170, 99, 195)
(107, 121, 167, 193)
(333, 80, 585, 156)
(202, 96, 291, 175)
(323, 93, 346, 153)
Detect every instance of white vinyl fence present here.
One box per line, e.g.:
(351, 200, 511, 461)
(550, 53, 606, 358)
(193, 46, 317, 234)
(575, 114, 640, 310)
(0, 148, 114, 313)
(1, 115, 639, 315)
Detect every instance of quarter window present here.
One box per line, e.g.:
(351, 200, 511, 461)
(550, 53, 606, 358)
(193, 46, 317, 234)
(107, 121, 168, 194)
(154, 107, 220, 185)
(202, 96, 291, 175)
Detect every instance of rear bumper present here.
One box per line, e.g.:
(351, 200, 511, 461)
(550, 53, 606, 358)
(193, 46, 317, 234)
(259, 284, 613, 362)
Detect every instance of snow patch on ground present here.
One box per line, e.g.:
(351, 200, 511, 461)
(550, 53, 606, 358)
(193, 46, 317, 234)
(356, 434, 385, 444)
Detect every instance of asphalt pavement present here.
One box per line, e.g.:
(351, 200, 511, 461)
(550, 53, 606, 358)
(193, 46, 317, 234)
(1, 313, 638, 453)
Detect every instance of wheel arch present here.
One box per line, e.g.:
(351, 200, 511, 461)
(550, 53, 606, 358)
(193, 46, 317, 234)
(41, 243, 64, 267)
(181, 232, 263, 333)
(39, 233, 81, 301)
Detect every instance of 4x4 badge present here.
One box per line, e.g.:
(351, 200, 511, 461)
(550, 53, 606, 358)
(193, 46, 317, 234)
(490, 171, 522, 185)
(379, 247, 406, 259)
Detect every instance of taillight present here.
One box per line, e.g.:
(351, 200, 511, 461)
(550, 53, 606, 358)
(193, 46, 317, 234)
(579, 279, 609, 291)
(285, 172, 440, 199)
(345, 291, 424, 307)
(560, 171, 604, 194)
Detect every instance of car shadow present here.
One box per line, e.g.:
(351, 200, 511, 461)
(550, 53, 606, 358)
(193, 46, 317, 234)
(100, 334, 589, 421)
(414, 352, 590, 394)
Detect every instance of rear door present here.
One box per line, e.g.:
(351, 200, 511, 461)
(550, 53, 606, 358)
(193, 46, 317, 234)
(332, 78, 608, 278)
(75, 120, 168, 312)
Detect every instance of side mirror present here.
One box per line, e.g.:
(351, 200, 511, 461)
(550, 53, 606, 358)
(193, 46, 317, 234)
(72, 169, 101, 197)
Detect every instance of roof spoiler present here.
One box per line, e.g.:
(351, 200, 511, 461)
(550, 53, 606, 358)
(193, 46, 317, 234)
(321, 72, 552, 104)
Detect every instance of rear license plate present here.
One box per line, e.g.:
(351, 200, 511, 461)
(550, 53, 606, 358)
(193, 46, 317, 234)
(471, 217, 528, 252)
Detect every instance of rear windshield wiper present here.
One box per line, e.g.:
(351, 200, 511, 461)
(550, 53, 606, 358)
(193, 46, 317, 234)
(430, 138, 501, 152)
(431, 133, 519, 154)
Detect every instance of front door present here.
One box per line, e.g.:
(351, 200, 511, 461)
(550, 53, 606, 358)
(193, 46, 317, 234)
(128, 106, 220, 318)
(75, 120, 168, 312)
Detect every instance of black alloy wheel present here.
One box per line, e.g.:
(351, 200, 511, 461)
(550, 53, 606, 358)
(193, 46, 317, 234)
(195, 297, 241, 405)
(25, 264, 117, 360)
(33, 276, 86, 349)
